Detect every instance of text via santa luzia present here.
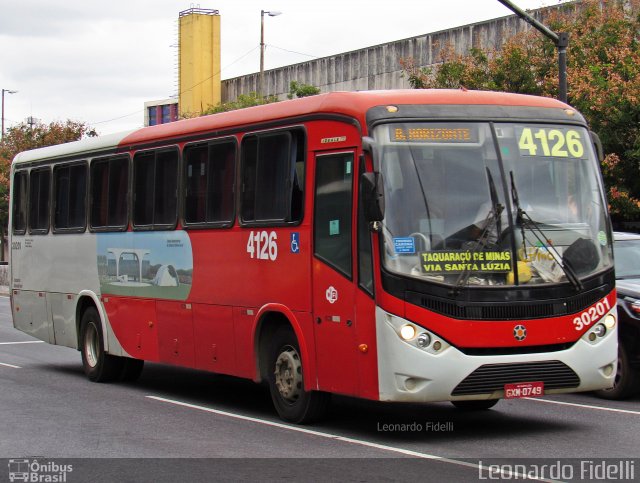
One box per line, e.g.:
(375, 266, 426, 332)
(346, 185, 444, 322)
(420, 250, 512, 274)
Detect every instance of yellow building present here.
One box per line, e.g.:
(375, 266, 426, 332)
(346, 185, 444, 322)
(179, 8, 221, 117)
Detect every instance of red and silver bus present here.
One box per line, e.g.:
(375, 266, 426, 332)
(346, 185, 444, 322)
(9, 90, 618, 423)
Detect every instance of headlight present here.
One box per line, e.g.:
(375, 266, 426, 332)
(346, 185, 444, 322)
(582, 314, 616, 345)
(417, 333, 431, 348)
(604, 313, 616, 329)
(400, 324, 416, 341)
(592, 324, 606, 338)
(384, 312, 450, 354)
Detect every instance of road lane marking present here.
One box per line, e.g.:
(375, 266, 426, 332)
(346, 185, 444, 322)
(146, 395, 550, 481)
(147, 395, 460, 459)
(0, 361, 21, 368)
(0, 341, 45, 345)
(525, 397, 640, 415)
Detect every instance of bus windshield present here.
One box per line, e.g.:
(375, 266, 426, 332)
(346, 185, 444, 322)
(373, 122, 613, 288)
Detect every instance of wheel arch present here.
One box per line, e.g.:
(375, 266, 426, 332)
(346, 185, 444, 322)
(75, 291, 110, 353)
(253, 304, 317, 391)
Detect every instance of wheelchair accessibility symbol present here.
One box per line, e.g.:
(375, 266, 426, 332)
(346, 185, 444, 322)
(290, 232, 300, 254)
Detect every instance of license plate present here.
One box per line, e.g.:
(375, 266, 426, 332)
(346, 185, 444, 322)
(504, 381, 544, 399)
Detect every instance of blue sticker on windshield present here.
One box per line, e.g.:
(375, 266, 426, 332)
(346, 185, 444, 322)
(394, 237, 416, 254)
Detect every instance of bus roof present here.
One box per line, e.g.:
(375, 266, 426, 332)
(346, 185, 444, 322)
(13, 89, 570, 166)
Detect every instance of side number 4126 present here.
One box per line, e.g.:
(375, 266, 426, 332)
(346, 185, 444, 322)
(247, 230, 278, 261)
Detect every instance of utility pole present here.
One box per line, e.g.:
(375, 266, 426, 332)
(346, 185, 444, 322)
(1, 88, 18, 140)
(497, 0, 569, 103)
(26, 116, 38, 130)
(259, 10, 282, 98)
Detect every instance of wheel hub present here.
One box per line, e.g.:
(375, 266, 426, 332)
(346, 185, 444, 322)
(84, 323, 99, 368)
(274, 347, 303, 402)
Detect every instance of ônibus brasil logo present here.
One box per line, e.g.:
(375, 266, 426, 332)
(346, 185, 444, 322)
(326, 286, 338, 304)
(8, 459, 73, 482)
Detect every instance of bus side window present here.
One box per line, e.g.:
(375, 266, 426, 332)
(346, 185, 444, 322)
(28, 167, 51, 234)
(240, 128, 305, 225)
(208, 141, 236, 224)
(11, 171, 28, 235)
(90, 156, 129, 230)
(289, 131, 305, 223)
(184, 139, 236, 226)
(184, 144, 208, 224)
(314, 152, 354, 278)
(53, 162, 87, 233)
(133, 148, 178, 229)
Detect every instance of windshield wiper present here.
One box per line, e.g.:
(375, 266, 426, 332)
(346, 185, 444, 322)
(509, 171, 583, 291)
(451, 168, 504, 294)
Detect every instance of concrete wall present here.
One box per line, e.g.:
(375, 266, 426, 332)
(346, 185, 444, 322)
(222, 3, 574, 102)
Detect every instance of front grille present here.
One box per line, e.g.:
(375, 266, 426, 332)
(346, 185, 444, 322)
(451, 360, 580, 396)
(459, 343, 575, 356)
(406, 284, 609, 321)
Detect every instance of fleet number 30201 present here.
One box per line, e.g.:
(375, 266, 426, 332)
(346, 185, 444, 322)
(572, 297, 611, 331)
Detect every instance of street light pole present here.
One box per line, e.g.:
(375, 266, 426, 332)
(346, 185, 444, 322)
(259, 10, 282, 98)
(1, 88, 18, 141)
(497, 0, 569, 103)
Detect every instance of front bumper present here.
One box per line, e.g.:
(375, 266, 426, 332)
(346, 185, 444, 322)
(375, 307, 618, 402)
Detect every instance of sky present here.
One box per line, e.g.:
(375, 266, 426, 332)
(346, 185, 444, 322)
(0, 0, 570, 135)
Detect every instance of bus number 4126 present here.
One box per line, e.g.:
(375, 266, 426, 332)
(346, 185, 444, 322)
(246, 231, 278, 261)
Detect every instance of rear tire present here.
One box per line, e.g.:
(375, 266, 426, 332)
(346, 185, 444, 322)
(80, 307, 123, 382)
(267, 327, 330, 424)
(451, 399, 499, 410)
(595, 344, 639, 400)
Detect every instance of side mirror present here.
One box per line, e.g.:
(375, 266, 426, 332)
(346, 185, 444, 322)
(361, 172, 385, 222)
(590, 131, 604, 162)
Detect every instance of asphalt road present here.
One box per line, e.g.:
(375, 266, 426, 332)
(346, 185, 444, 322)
(0, 295, 638, 482)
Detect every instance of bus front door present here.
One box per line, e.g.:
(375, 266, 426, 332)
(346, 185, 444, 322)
(312, 150, 359, 396)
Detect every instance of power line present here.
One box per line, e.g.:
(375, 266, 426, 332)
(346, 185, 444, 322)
(90, 110, 141, 126)
(177, 45, 260, 97)
(88, 46, 260, 128)
(268, 44, 320, 59)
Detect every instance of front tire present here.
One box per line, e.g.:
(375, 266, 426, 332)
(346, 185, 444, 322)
(595, 344, 639, 400)
(80, 307, 123, 382)
(267, 327, 330, 424)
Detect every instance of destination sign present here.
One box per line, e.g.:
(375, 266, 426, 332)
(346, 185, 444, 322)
(419, 249, 512, 274)
(390, 126, 478, 143)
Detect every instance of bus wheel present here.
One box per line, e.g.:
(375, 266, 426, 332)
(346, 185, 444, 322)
(120, 358, 144, 382)
(451, 399, 499, 410)
(80, 307, 123, 382)
(595, 344, 638, 400)
(267, 327, 330, 424)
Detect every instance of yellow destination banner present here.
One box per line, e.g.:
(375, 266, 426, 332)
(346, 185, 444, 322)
(420, 250, 512, 274)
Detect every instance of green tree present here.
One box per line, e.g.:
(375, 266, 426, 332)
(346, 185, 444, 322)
(287, 81, 320, 99)
(400, 0, 640, 221)
(0, 120, 97, 261)
(199, 92, 279, 115)
(197, 82, 320, 117)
